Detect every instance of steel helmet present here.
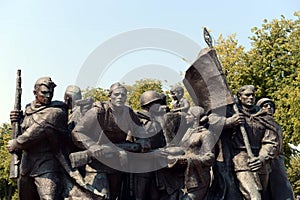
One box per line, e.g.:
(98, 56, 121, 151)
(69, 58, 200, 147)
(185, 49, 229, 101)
(140, 90, 163, 107)
(256, 97, 275, 109)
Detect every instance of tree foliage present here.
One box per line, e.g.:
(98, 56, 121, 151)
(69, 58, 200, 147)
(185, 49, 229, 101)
(0, 123, 17, 200)
(214, 33, 250, 95)
(126, 79, 164, 111)
(246, 13, 300, 99)
(287, 154, 300, 195)
(82, 87, 109, 102)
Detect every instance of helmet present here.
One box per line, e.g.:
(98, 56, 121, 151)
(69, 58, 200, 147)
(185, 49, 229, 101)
(140, 90, 162, 107)
(64, 85, 82, 102)
(256, 98, 275, 109)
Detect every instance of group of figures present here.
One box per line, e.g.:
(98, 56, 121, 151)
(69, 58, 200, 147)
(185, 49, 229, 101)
(7, 76, 295, 200)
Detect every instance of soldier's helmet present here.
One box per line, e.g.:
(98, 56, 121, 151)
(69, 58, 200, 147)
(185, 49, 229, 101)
(64, 85, 82, 101)
(140, 90, 163, 107)
(256, 97, 275, 109)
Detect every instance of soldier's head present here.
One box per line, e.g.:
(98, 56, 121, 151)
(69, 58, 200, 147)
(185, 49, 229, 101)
(108, 82, 127, 108)
(186, 106, 207, 126)
(64, 85, 82, 109)
(170, 85, 184, 100)
(140, 90, 167, 114)
(256, 98, 275, 115)
(33, 77, 56, 105)
(237, 85, 255, 108)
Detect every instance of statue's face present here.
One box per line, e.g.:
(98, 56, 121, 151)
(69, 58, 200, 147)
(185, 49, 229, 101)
(35, 85, 53, 105)
(171, 91, 182, 100)
(110, 88, 127, 108)
(185, 112, 195, 125)
(149, 103, 167, 115)
(239, 89, 255, 107)
(261, 102, 275, 115)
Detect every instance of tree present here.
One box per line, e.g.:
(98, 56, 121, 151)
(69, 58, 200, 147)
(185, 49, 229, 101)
(287, 154, 300, 196)
(214, 33, 250, 95)
(275, 68, 300, 158)
(82, 87, 109, 102)
(246, 12, 300, 99)
(0, 123, 18, 200)
(126, 79, 163, 111)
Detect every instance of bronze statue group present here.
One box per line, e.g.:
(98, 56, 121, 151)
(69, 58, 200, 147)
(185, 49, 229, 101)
(7, 76, 294, 200)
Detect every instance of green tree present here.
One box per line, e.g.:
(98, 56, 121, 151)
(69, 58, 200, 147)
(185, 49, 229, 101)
(287, 154, 300, 196)
(126, 79, 163, 110)
(82, 87, 109, 102)
(0, 123, 18, 200)
(246, 12, 300, 99)
(275, 68, 300, 158)
(214, 33, 250, 95)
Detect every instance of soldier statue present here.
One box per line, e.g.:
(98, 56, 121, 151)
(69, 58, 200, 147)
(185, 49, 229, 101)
(7, 77, 68, 200)
(71, 82, 150, 200)
(131, 90, 167, 200)
(208, 85, 279, 200)
(256, 98, 294, 200)
(229, 85, 279, 199)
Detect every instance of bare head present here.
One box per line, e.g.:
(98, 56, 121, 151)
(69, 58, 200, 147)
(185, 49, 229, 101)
(33, 77, 56, 105)
(237, 85, 255, 108)
(108, 82, 128, 108)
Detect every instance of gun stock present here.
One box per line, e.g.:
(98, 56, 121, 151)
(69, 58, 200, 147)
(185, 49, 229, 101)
(69, 143, 141, 168)
(10, 69, 22, 179)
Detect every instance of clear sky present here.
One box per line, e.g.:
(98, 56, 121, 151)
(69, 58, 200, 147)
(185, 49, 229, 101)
(0, 0, 299, 124)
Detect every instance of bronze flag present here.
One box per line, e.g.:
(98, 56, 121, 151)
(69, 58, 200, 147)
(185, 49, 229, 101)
(183, 47, 235, 113)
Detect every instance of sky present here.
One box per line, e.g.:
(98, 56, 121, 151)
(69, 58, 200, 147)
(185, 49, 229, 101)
(0, 0, 299, 124)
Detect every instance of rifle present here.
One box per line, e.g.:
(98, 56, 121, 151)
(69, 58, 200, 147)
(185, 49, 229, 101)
(69, 142, 141, 168)
(10, 69, 22, 179)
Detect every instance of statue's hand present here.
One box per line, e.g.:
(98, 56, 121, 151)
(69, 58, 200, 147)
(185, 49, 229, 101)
(87, 145, 103, 159)
(248, 157, 263, 172)
(7, 139, 17, 153)
(225, 113, 244, 127)
(10, 110, 23, 122)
